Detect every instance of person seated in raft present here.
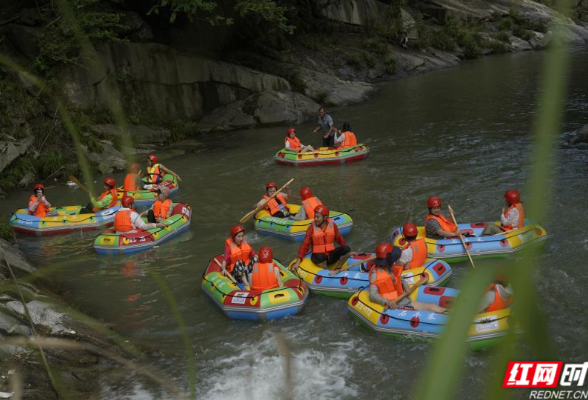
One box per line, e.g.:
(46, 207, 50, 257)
(123, 162, 142, 192)
(313, 106, 335, 147)
(28, 183, 56, 217)
(290, 205, 350, 272)
(397, 222, 428, 270)
(369, 243, 447, 313)
(481, 189, 525, 235)
(143, 154, 182, 189)
(425, 196, 463, 239)
(79, 177, 118, 214)
(478, 275, 513, 313)
(333, 122, 358, 149)
(255, 181, 291, 218)
(292, 186, 324, 221)
(285, 127, 314, 153)
(220, 225, 258, 288)
(250, 246, 284, 291)
(115, 195, 166, 233)
(144, 186, 173, 223)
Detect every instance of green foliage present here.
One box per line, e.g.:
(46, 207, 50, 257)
(314, 91, 331, 106)
(384, 56, 396, 74)
(344, 52, 363, 68)
(361, 38, 390, 55)
(297, 34, 333, 52)
(0, 215, 15, 243)
(496, 31, 511, 43)
(414, 16, 433, 49)
(513, 25, 534, 41)
(170, 119, 199, 142)
(234, 0, 295, 34)
(482, 39, 509, 54)
(499, 17, 514, 31)
(149, 0, 218, 23)
(362, 52, 376, 68)
(431, 30, 456, 51)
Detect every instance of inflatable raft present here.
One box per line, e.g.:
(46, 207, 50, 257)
(10, 205, 120, 236)
(348, 286, 514, 350)
(201, 255, 309, 321)
(253, 204, 353, 241)
(390, 221, 548, 263)
(275, 145, 370, 167)
(117, 174, 179, 209)
(290, 252, 452, 299)
(93, 203, 191, 254)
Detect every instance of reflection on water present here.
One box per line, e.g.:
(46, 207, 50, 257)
(2, 47, 588, 399)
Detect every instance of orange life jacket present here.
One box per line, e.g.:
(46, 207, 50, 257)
(302, 196, 323, 219)
(403, 238, 427, 269)
(250, 262, 280, 291)
(153, 199, 172, 219)
(263, 193, 289, 216)
(501, 203, 525, 231)
(124, 173, 140, 191)
(311, 220, 336, 254)
(225, 237, 253, 273)
(285, 136, 302, 151)
(370, 267, 404, 301)
(29, 195, 49, 218)
(114, 209, 134, 232)
(339, 131, 357, 148)
(93, 188, 118, 212)
(425, 213, 457, 236)
(486, 284, 512, 312)
(146, 164, 163, 184)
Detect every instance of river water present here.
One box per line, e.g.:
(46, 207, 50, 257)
(3, 46, 588, 400)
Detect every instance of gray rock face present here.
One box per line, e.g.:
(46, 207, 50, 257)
(84, 142, 127, 174)
(202, 90, 319, 129)
(0, 308, 31, 336)
(0, 239, 37, 275)
(300, 68, 374, 106)
(0, 136, 34, 175)
(509, 36, 533, 51)
(89, 124, 171, 145)
(319, 0, 389, 26)
(6, 300, 74, 335)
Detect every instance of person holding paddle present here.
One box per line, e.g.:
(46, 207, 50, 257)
(255, 182, 291, 218)
(79, 177, 118, 214)
(143, 154, 182, 188)
(115, 196, 166, 233)
(369, 243, 446, 312)
(290, 205, 350, 272)
(425, 196, 460, 239)
(220, 225, 257, 288)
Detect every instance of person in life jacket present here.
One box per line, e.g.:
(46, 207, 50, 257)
(28, 183, 52, 217)
(143, 154, 183, 188)
(250, 246, 283, 291)
(334, 122, 358, 149)
(369, 243, 447, 312)
(284, 128, 314, 153)
(79, 177, 118, 214)
(146, 186, 173, 223)
(290, 205, 350, 272)
(220, 225, 258, 287)
(478, 275, 513, 313)
(425, 196, 461, 240)
(482, 189, 525, 235)
(292, 186, 324, 221)
(396, 222, 428, 270)
(254, 181, 291, 218)
(124, 163, 142, 192)
(114, 195, 165, 233)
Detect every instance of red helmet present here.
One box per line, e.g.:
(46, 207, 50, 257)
(104, 177, 116, 187)
(300, 186, 313, 200)
(427, 196, 442, 208)
(375, 243, 394, 259)
(504, 189, 520, 205)
(286, 127, 296, 136)
(129, 162, 141, 173)
(33, 183, 45, 192)
(266, 182, 277, 190)
(121, 195, 134, 208)
(147, 154, 158, 163)
(259, 246, 273, 263)
(314, 205, 330, 217)
(403, 222, 418, 238)
(230, 225, 245, 238)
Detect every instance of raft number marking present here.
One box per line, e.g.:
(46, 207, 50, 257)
(231, 292, 248, 304)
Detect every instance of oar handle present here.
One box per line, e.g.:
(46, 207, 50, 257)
(213, 257, 238, 284)
(384, 274, 429, 310)
(329, 256, 375, 276)
(68, 175, 91, 195)
(239, 178, 294, 223)
(448, 205, 476, 269)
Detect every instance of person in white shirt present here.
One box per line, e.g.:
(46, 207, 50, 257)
(114, 195, 165, 233)
(482, 189, 525, 235)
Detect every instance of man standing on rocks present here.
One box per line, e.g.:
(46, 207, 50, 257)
(313, 106, 335, 147)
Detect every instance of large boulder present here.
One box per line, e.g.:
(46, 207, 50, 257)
(84, 141, 127, 174)
(6, 300, 75, 335)
(299, 68, 374, 106)
(0, 239, 37, 275)
(0, 136, 33, 174)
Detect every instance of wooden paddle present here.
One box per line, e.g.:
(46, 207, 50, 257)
(239, 178, 294, 223)
(213, 257, 239, 285)
(329, 256, 375, 276)
(68, 175, 91, 195)
(384, 273, 429, 311)
(448, 205, 476, 269)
